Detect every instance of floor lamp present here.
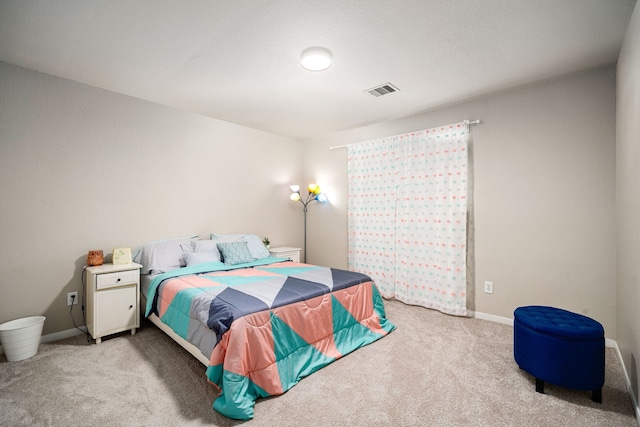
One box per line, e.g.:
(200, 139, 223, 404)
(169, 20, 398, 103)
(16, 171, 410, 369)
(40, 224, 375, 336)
(290, 184, 327, 263)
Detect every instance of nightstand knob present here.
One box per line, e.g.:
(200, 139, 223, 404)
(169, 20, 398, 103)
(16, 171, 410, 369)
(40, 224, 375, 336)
(129, 305, 133, 309)
(117, 278, 121, 282)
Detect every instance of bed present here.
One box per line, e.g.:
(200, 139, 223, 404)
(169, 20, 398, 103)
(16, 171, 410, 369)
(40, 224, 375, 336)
(135, 234, 396, 420)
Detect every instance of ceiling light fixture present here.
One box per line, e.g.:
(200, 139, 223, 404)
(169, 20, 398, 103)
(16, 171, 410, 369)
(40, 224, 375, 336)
(301, 47, 332, 71)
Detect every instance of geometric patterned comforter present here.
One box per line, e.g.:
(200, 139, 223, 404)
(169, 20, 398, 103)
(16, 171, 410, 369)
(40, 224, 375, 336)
(145, 258, 396, 420)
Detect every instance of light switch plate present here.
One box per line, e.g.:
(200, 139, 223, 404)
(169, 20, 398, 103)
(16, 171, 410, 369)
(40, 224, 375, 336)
(484, 281, 494, 294)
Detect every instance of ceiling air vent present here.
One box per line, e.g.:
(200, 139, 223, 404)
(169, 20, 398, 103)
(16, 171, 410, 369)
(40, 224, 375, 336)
(365, 82, 400, 98)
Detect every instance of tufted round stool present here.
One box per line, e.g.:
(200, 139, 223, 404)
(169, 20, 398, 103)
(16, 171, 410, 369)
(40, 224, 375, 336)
(513, 306, 605, 402)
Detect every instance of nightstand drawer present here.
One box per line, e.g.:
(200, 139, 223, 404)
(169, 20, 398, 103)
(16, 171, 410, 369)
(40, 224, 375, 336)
(96, 270, 139, 290)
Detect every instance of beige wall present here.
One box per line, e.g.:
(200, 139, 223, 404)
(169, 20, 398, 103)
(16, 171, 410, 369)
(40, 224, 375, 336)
(304, 67, 617, 336)
(616, 2, 640, 411)
(0, 62, 304, 335)
(0, 58, 623, 349)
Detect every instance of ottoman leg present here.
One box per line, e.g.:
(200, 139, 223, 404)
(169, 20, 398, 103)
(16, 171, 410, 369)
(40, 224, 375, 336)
(592, 388, 602, 403)
(536, 378, 545, 394)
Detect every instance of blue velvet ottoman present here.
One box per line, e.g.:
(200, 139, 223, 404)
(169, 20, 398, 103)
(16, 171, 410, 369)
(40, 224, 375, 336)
(513, 306, 605, 403)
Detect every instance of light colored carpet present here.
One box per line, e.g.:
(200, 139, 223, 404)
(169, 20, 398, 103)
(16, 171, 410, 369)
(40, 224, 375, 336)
(0, 300, 637, 426)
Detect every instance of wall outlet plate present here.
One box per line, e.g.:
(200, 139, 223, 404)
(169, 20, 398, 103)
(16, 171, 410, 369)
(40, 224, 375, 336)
(483, 281, 494, 294)
(67, 291, 79, 306)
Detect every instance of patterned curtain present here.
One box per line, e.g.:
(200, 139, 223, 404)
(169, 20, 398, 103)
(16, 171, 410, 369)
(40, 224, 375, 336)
(347, 122, 469, 316)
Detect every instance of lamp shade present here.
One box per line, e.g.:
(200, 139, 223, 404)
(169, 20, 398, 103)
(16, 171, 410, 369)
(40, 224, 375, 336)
(301, 47, 332, 71)
(289, 183, 327, 204)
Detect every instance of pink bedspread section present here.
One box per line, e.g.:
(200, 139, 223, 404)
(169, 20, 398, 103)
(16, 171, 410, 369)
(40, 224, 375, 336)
(207, 281, 394, 419)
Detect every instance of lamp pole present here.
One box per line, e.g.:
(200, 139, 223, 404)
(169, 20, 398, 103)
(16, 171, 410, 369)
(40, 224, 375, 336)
(291, 184, 326, 264)
(303, 203, 308, 263)
(298, 192, 316, 263)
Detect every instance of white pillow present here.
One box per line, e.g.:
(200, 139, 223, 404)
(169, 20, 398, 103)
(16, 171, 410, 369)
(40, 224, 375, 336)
(133, 235, 199, 274)
(191, 240, 222, 261)
(210, 233, 270, 260)
(210, 233, 244, 243)
(185, 251, 220, 267)
(243, 234, 270, 259)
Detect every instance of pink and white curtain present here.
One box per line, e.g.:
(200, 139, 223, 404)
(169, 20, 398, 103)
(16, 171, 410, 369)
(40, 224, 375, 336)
(347, 122, 469, 316)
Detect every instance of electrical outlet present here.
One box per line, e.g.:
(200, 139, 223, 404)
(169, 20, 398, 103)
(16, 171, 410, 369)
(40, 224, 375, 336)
(67, 291, 78, 306)
(483, 281, 494, 294)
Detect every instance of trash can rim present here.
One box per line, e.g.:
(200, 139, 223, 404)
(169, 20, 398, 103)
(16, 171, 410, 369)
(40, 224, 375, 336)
(0, 316, 46, 332)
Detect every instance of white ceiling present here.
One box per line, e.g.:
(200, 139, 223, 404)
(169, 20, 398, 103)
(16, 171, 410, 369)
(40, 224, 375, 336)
(0, 0, 635, 140)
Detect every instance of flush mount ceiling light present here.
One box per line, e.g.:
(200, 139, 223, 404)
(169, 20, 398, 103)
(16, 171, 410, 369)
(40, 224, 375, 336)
(301, 47, 332, 71)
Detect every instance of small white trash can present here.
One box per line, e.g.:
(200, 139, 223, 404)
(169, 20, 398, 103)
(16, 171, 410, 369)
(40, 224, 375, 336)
(0, 316, 46, 362)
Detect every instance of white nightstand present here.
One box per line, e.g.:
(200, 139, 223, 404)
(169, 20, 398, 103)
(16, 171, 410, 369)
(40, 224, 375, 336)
(84, 262, 142, 344)
(269, 247, 301, 263)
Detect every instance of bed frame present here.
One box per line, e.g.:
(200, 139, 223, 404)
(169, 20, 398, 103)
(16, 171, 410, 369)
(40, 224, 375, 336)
(141, 295, 209, 366)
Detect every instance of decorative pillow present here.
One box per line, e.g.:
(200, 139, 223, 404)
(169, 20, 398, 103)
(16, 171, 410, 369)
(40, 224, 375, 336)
(217, 242, 253, 265)
(132, 235, 199, 274)
(211, 233, 270, 260)
(184, 251, 220, 267)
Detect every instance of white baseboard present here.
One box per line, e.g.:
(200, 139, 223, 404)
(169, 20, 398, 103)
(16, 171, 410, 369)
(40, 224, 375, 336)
(469, 310, 514, 326)
(0, 326, 87, 356)
(41, 326, 87, 343)
(610, 341, 640, 426)
(470, 311, 617, 348)
(472, 310, 639, 426)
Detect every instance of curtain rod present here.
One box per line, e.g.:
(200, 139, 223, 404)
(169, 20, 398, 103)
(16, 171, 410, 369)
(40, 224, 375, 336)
(329, 119, 481, 150)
